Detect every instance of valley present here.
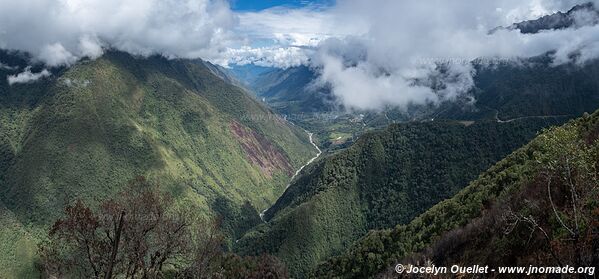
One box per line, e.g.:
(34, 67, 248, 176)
(260, 129, 322, 222)
(0, 1, 598, 278)
(0, 50, 316, 277)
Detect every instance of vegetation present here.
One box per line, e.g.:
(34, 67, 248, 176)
(3, 31, 599, 278)
(37, 177, 289, 279)
(234, 58, 599, 149)
(314, 110, 599, 278)
(435, 55, 599, 121)
(0, 50, 315, 278)
(235, 118, 565, 277)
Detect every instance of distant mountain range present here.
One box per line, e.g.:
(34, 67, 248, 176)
(229, 2, 599, 124)
(226, 63, 276, 90)
(491, 2, 599, 34)
(228, 64, 337, 115)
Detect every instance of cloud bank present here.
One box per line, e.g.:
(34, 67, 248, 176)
(0, 0, 236, 66)
(220, 5, 363, 68)
(309, 0, 599, 111)
(2, 0, 599, 110)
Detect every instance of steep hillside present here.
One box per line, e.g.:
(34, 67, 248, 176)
(235, 117, 565, 277)
(0, 50, 316, 278)
(314, 110, 599, 278)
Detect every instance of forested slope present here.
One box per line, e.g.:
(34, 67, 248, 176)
(315, 110, 599, 278)
(0, 50, 315, 278)
(235, 117, 565, 277)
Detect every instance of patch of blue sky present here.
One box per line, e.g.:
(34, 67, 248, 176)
(230, 0, 334, 11)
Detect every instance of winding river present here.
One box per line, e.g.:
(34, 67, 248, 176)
(259, 130, 322, 222)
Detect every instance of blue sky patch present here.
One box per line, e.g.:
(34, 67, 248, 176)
(230, 0, 334, 11)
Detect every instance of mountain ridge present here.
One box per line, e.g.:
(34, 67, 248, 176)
(0, 50, 316, 278)
(315, 109, 599, 278)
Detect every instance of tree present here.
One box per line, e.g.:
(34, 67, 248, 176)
(38, 177, 189, 279)
(502, 126, 599, 273)
(38, 176, 291, 278)
(177, 217, 289, 279)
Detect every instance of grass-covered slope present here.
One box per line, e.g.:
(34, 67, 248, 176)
(0, 50, 315, 278)
(315, 111, 599, 278)
(235, 118, 564, 277)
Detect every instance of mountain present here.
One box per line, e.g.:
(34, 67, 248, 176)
(491, 2, 599, 34)
(237, 65, 336, 115)
(315, 110, 599, 278)
(0, 50, 316, 277)
(233, 49, 599, 279)
(229, 54, 599, 152)
(434, 54, 599, 121)
(226, 63, 276, 90)
(234, 117, 566, 277)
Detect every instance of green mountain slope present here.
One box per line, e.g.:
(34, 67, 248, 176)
(0, 50, 315, 278)
(314, 110, 599, 278)
(234, 117, 565, 277)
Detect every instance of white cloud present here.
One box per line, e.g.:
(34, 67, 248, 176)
(0, 0, 237, 66)
(38, 43, 78, 67)
(236, 6, 361, 46)
(2, 0, 598, 111)
(308, 0, 599, 111)
(7, 67, 51, 85)
(60, 77, 91, 87)
(221, 46, 313, 68)
(222, 5, 366, 67)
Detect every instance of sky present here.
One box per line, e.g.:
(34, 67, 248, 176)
(230, 0, 334, 11)
(1, 0, 599, 110)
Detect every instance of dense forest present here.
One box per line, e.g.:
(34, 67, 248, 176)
(243, 66, 336, 115)
(234, 117, 567, 277)
(314, 110, 599, 278)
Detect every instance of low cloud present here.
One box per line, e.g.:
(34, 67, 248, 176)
(0, 0, 237, 66)
(308, 0, 599, 111)
(2, 0, 599, 111)
(60, 78, 91, 88)
(7, 67, 51, 85)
